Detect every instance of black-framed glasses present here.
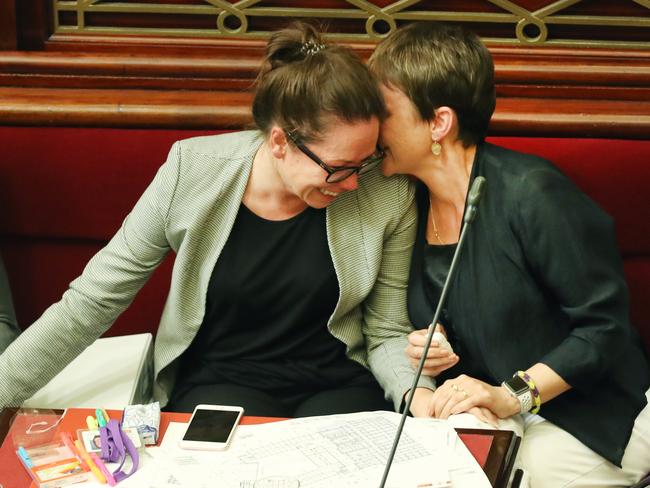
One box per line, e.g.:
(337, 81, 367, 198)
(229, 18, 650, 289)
(286, 131, 385, 183)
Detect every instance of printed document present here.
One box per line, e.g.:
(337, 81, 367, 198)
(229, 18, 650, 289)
(117, 411, 491, 488)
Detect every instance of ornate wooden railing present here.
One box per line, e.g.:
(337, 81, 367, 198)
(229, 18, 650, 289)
(48, 0, 650, 48)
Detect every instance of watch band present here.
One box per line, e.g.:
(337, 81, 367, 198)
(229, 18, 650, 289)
(516, 370, 542, 414)
(517, 390, 534, 414)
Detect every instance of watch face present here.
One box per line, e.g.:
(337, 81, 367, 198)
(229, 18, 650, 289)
(505, 375, 530, 395)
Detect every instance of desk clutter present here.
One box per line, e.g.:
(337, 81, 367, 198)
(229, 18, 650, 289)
(10, 403, 159, 487)
(6, 407, 508, 488)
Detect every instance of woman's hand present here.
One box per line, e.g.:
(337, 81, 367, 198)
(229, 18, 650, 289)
(406, 325, 459, 376)
(408, 386, 499, 427)
(408, 387, 435, 417)
(430, 374, 520, 420)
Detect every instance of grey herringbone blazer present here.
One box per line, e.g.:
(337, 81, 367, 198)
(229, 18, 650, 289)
(0, 131, 433, 409)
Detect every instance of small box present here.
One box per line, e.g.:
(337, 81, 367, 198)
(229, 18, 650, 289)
(16, 442, 90, 488)
(122, 401, 160, 445)
(10, 409, 90, 488)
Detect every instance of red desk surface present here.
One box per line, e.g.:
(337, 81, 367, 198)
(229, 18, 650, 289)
(0, 409, 494, 488)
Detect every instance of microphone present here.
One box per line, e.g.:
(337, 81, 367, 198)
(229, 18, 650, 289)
(378, 176, 487, 488)
(463, 176, 486, 224)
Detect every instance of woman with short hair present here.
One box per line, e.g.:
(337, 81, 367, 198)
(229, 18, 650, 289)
(369, 22, 650, 486)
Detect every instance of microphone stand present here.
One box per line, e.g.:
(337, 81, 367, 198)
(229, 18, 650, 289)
(378, 176, 486, 488)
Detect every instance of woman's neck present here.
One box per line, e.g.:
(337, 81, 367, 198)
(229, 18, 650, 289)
(417, 142, 477, 244)
(242, 141, 308, 220)
(419, 142, 476, 208)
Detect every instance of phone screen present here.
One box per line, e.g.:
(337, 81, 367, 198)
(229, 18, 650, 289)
(182, 409, 241, 443)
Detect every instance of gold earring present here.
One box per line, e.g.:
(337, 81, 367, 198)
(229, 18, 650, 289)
(431, 141, 442, 156)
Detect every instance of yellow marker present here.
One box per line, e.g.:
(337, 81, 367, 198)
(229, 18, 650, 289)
(101, 409, 110, 423)
(74, 439, 106, 484)
(86, 415, 98, 431)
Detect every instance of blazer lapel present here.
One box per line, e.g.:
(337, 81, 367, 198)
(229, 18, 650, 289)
(408, 184, 434, 329)
(326, 190, 372, 328)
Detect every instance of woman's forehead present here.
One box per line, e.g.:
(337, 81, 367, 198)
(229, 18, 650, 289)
(312, 118, 379, 161)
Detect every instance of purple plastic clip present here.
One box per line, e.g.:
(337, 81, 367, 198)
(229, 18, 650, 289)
(99, 419, 139, 482)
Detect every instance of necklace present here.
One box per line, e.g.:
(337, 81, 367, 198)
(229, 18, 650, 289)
(428, 194, 444, 245)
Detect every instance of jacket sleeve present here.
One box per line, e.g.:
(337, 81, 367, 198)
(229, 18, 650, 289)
(0, 255, 20, 354)
(516, 167, 631, 392)
(365, 177, 436, 410)
(0, 143, 182, 408)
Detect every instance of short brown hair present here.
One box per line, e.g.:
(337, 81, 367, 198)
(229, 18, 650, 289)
(253, 22, 386, 143)
(368, 22, 495, 147)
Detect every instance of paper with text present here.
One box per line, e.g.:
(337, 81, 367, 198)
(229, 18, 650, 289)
(116, 411, 490, 488)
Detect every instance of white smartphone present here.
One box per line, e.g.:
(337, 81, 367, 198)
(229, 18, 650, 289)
(178, 404, 244, 450)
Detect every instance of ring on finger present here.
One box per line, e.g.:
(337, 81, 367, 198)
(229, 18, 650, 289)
(451, 384, 469, 397)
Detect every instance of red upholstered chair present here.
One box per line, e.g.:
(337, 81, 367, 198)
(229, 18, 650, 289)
(0, 126, 216, 338)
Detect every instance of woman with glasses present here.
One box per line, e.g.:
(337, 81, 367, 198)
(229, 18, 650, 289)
(0, 22, 431, 417)
(368, 22, 650, 486)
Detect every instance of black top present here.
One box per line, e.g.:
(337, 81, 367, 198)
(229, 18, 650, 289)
(408, 142, 650, 466)
(177, 203, 372, 396)
(422, 243, 474, 374)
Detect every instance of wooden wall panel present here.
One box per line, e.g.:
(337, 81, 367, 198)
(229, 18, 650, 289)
(14, 0, 51, 51)
(0, 1, 648, 137)
(0, 0, 17, 50)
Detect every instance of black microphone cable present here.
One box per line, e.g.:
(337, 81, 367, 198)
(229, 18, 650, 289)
(378, 176, 487, 488)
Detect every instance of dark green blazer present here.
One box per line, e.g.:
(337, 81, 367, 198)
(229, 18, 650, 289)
(408, 142, 649, 466)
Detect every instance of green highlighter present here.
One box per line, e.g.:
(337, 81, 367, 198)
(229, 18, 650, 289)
(95, 408, 107, 428)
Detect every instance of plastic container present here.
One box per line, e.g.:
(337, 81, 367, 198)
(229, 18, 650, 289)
(10, 409, 90, 488)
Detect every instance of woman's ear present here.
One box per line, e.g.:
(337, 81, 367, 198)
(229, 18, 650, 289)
(428, 106, 456, 143)
(269, 126, 287, 159)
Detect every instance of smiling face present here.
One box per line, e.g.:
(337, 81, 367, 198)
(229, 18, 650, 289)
(278, 117, 380, 208)
(378, 84, 433, 178)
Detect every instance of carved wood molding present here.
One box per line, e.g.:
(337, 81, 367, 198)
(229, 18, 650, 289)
(2, 46, 649, 89)
(0, 87, 252, 129)
(1, 44, 649, 137)
(1, 86, 649, 138)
